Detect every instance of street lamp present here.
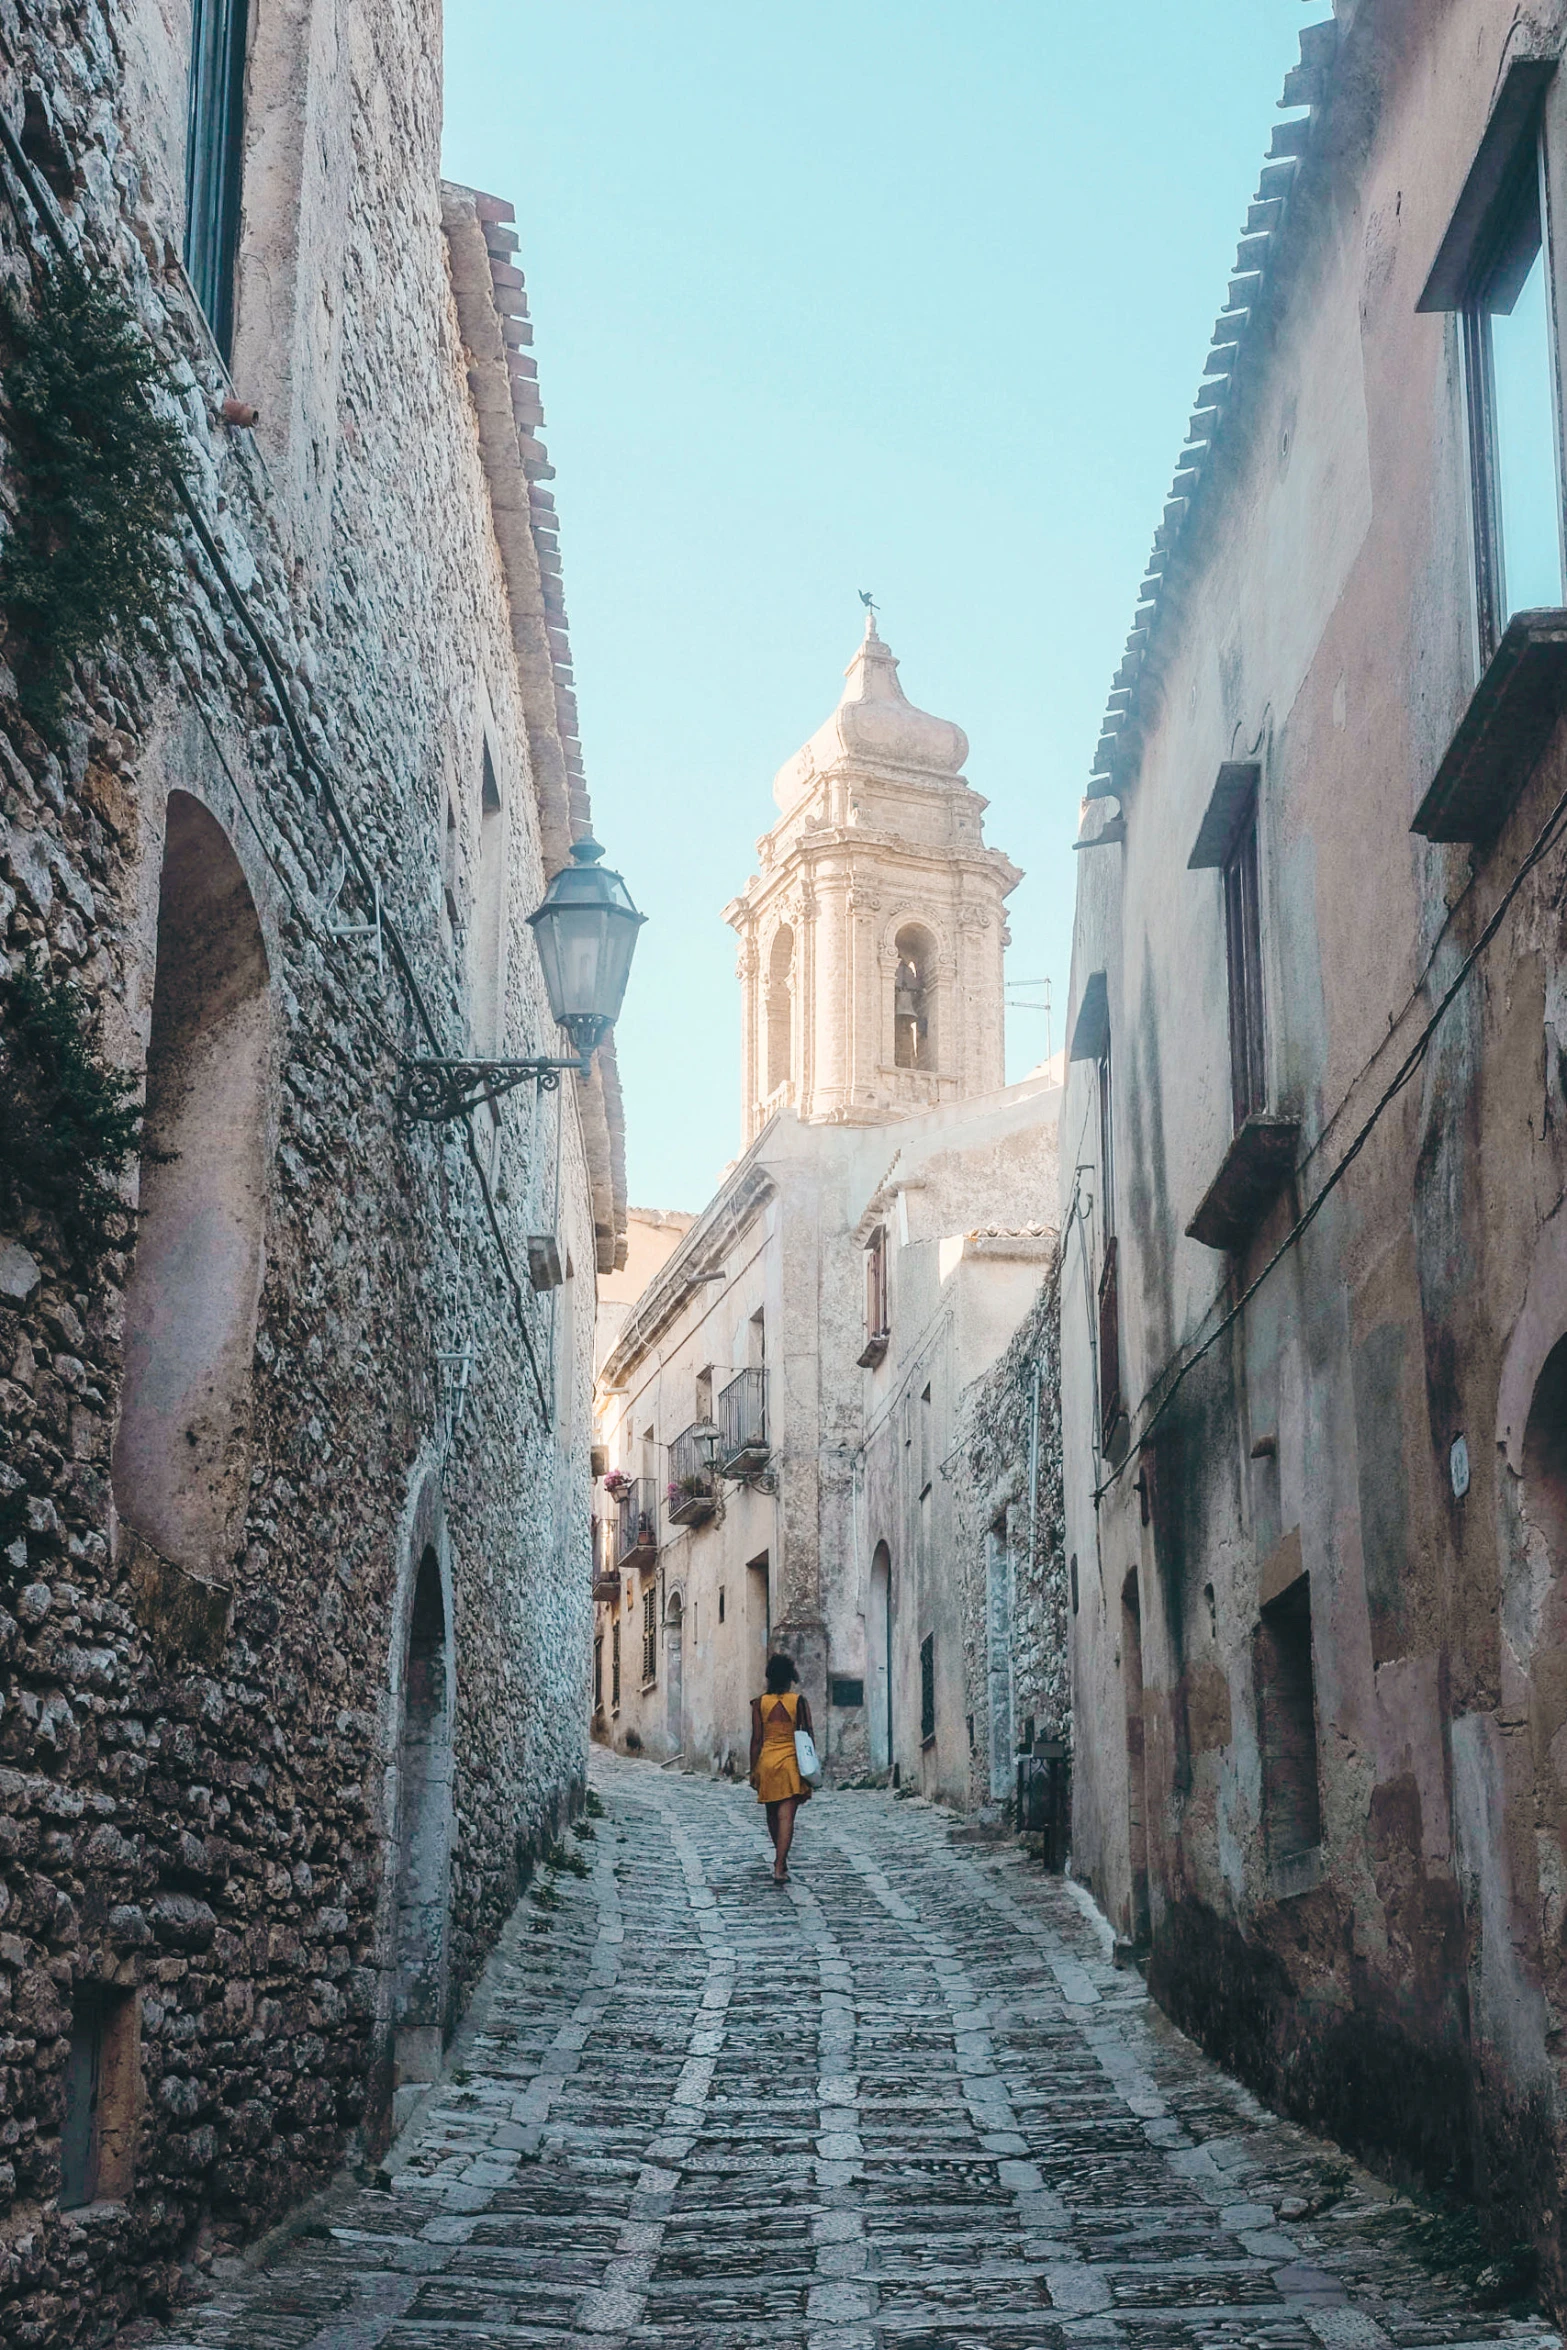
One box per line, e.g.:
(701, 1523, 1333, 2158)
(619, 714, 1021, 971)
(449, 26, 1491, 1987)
(404, 836, 645, 1123)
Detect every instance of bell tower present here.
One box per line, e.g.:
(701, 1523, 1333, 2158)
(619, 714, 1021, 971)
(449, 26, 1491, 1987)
(725, 614, 1021, 1145)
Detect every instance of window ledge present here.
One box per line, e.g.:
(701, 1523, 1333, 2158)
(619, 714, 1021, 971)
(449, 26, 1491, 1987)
(858, 1331, 890, 1369)
(1411, 608, 1567, 844)
(1187, 1117, 1300, 1252)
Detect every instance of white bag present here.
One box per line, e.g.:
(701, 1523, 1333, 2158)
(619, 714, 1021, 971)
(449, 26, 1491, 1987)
(794, 1725, 823, 1784)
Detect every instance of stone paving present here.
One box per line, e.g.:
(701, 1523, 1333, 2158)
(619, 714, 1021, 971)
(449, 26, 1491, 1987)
(139, 1754, 1563, 2350)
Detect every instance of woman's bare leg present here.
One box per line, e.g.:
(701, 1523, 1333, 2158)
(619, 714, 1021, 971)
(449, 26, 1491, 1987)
(774, 1798, 798, 1879)
(765, 1801, 781, 1854)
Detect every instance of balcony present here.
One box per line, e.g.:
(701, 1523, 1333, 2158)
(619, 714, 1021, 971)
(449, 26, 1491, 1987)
(718, 1367, 769, 1474)
(591, 1518, 620, 1604)
(614, 1478, 659, 1567)
(667, 1424, 718, 1527)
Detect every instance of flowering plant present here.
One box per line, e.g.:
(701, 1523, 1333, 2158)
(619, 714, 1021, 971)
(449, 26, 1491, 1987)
(602, 1469, 628, 1493)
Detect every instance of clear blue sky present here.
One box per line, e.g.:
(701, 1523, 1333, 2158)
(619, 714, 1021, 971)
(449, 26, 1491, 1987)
(442, 1, 1309, 1211)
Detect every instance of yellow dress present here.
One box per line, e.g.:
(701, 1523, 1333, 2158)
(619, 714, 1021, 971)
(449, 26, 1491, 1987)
(754, 1690, 810, 1804)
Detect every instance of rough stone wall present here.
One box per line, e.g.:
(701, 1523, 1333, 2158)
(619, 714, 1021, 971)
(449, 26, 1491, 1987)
(954, 1271, 1068, 1815)
(0, 0, 607, 2339)
(1059, 0, 1567, 2316)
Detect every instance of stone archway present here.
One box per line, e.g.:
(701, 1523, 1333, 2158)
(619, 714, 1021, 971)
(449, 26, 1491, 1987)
(665, 1590, 685, 1753)
(113, 790, 271, 1575)
(393, 1541, 454, 2099)
(868, 1541, 892, 1773)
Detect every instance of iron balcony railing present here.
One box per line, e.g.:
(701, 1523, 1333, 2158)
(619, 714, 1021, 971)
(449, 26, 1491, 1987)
(667, 1424, 718, 1526)
(717, 1366, 769, 1474)
(615, 1478, 659, 1565)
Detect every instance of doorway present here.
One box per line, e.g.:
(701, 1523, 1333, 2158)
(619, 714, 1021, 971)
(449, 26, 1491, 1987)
(394, 1545, 453, 2088)
(868, 1541, 892, 1773)
(1121, 1567, 1150, 1945)
(666, 1592, 684, 1752)
(747, 1552, 770, 1698)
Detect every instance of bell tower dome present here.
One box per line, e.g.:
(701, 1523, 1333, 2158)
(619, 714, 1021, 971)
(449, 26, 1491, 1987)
(724, 613, 1021, 1144)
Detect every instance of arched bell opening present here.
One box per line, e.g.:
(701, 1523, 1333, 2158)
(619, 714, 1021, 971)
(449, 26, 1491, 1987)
(893, 924, 936, 1071)
(766, 923, 794, 1097)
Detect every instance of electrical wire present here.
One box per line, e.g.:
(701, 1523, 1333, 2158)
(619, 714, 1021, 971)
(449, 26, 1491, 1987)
(1092, 756, 1567, 1505)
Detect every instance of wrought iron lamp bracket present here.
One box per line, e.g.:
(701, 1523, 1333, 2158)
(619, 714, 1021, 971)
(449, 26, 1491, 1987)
(402, 1052, 589, 1124)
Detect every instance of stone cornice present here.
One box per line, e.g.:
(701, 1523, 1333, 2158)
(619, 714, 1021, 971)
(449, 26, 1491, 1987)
(441, 181, 627, 1272)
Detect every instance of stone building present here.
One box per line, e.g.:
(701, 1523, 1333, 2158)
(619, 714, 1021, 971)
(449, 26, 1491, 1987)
(1060, 0, 1567, 2307)
(593, 623, 1061, 1805)
(951, 1272, 1069, 1831)
(0, 0, 623, 2337)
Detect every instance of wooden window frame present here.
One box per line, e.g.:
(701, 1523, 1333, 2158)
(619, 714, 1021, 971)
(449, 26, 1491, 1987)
(1223, 791, 1266, 1133)
(1463, 132, 1560, 663)
(184, 0, 250, 359)
(859, 1226, 890, 1366)
(1418, 60, 1563, 665)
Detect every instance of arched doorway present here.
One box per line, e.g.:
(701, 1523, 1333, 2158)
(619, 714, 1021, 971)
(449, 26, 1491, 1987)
(394, 1545, 454, 2089)
(1518, 1339, 1567, 1965)
(1122, 1568, 1150, 1946)
(665, 1592, 685, 1752)
(868, 1542, 892, 1772)
(113, 791, 270, 1572)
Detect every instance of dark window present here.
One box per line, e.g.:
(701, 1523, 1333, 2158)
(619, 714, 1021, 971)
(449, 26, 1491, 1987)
(1097, 1039, 1115, 1239)
(1463, 132, 1563, 659)
(1255, 1578, 1322, 1865)
(1223, 791, 1266, 1130)
(920, 1631, 936, 1747)
(1098, 1236, 1122, 1450)
(830, 1676, 864, 1707)
(860, 1226, 889, 1364)
(60, 1987, 136, 2208)
(1069, 1554, 1079, 1616)
(641, 1587, 657, 1685)
(184, 0, 250, 358)
(611, 1620, 621, 1709)
(593, 1635, 603, 1712)
(718, 1586, 725, 1624)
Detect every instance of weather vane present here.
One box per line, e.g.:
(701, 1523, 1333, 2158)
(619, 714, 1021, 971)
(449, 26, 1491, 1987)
(858, 588, 878, 616)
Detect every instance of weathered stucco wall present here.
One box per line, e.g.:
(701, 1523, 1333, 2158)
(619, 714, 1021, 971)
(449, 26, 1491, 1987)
(1062, 0, 1567, 2310)
(0, 0, 616, 2336)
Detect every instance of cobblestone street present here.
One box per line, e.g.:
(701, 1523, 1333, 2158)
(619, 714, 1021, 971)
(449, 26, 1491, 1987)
(143, 1757, 1563, 2350)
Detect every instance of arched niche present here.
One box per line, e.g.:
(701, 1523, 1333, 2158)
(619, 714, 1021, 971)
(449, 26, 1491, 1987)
(893, 923, 937, 1070)
(113, 791, 271, 1574)
(665, 1589, 685, 1752)
(394, 1542, 455, 2087)
(766, 924, 794, 1096)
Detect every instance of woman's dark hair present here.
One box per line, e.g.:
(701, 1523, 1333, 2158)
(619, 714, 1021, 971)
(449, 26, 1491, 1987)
(764, 1652, 799, 1693)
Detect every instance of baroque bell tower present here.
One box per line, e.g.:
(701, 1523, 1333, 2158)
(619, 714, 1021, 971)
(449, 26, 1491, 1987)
(724, 613, 1021, 1145)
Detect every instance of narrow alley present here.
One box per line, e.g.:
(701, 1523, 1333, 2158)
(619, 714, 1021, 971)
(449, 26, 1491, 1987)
(138, 1759, 1557, 2350)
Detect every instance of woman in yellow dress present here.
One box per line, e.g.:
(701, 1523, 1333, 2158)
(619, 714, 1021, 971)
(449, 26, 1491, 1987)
(749, 1652, 813, 1882)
